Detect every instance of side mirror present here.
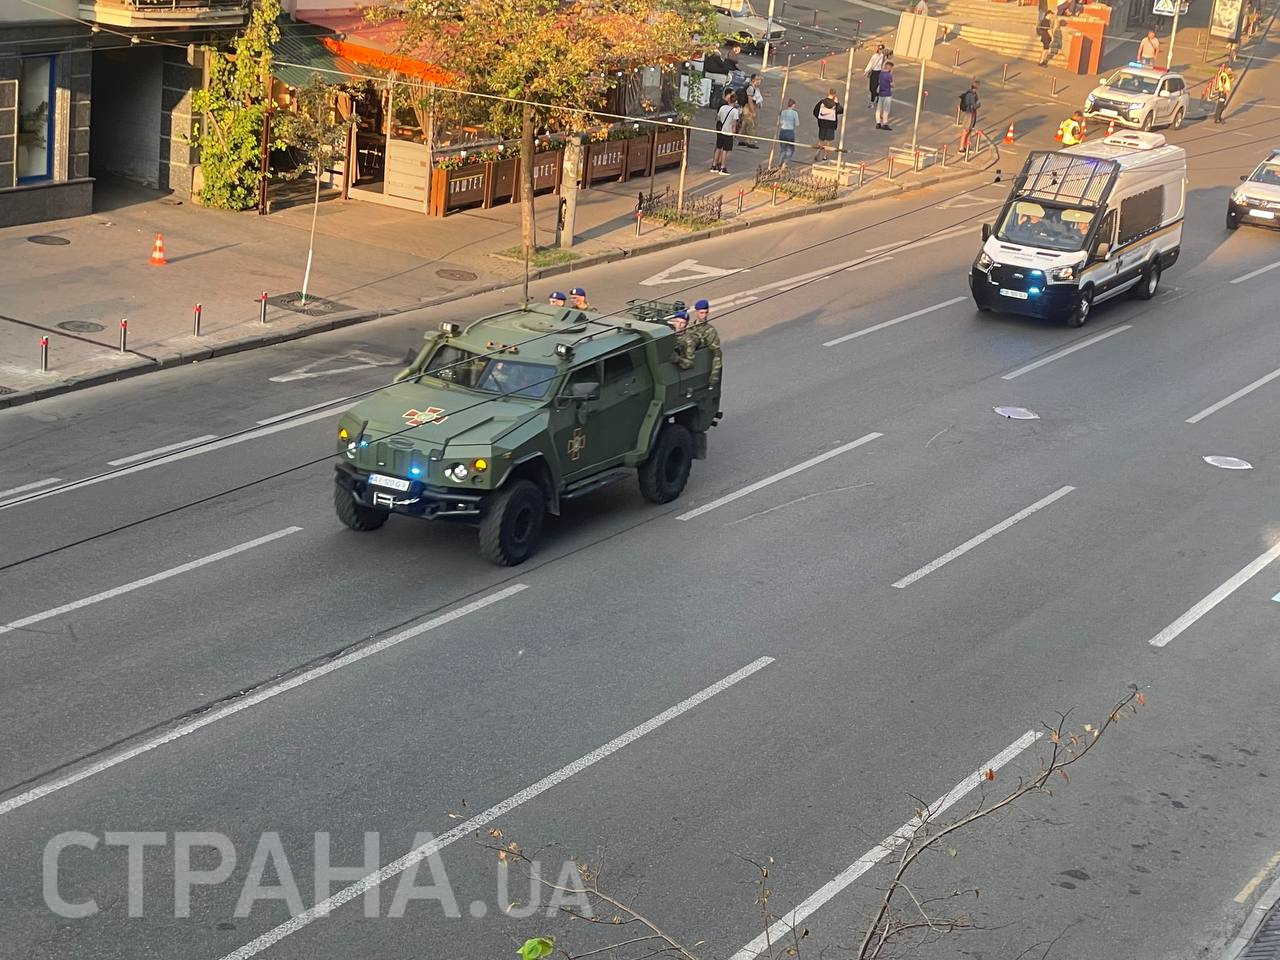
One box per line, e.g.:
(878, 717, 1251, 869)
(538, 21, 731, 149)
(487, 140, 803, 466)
(569, 381, 601, 401)
(1241, 174, 1249, 181)
(1096, 241, 1111, 260)
(981, 223, 991, 241)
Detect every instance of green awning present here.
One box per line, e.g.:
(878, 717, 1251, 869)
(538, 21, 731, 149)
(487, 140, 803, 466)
(272, 18, 360, 89)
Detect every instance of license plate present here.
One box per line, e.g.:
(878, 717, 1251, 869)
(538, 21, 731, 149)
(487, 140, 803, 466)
(369, 473, 411, 491)
(999, 288, 1029, 300)
(1249, 209, 1275, 219)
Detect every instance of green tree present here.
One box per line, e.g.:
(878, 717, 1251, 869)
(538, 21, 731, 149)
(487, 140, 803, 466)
(192, 0, 284, 210)
(384, 0, 714, 255)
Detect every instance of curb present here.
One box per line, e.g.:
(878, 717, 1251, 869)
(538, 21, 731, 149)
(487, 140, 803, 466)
(1221, 874, 1280, 960)
(0, 155, 995, 411)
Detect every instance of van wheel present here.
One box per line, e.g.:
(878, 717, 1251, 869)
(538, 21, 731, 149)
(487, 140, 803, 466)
(638, 423, 694, 504)
(334, 484, 389, 531)
(1172, 108, 1185, 129)
(1065, 288, 1093, 327)
(478, 479, 545, 566)
(1134, 260, 1161, 300)
(1141, 113, 1154, 131)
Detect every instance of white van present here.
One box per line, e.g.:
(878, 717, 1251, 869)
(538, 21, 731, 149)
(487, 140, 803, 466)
(969, 131, 1186, 327)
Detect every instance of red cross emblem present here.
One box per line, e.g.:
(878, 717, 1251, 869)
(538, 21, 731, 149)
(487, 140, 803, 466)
(567, 428, 587, 460)
(403, 407, 447, 427)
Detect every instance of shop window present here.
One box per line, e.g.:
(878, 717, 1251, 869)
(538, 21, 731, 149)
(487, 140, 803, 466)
(18, 56, 55, 183)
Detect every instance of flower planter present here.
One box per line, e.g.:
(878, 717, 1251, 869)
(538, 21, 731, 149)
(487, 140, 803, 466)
(528, 149, 563, 196)
(484, 155, 520, 207)
(652, 128, 686, 172)
(624, 134, 653, 181)
(583, 140, 626, 187)
(429, 163, 489, 216)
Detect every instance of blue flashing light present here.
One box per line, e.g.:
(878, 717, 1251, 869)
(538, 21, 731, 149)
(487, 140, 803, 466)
(409, 466, 423, 477)
(359, 440, 369, 448)
(1029, 287, 1042, 296)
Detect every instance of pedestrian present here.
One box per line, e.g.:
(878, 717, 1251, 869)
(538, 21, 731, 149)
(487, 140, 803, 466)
(959, 80, 980, 147)
(712, 91, 740, 175)
(777, 97, 799, 166)
(548, 291, 567, 306)
(1036, 13, 1053, 65)
(1137, 29, 1159, 66)
(570, 287, 590, 309)
(875, 62, 894, 130)
(864, 43, 887, 106)
(738, 74, 764, 148)
(1212, 64, 1233, 123)
(813, 88, 842, 161)
(1057, 109, 1084, 145)
(1048, 18, 1065, 63)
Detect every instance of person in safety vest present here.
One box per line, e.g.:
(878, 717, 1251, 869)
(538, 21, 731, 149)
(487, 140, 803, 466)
(1058, 110, 1085, 146)
(1212, 65, 1234, 124)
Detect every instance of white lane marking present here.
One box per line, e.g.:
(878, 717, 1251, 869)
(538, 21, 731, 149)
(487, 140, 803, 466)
(1235, 850, 1280, 904)
(218, 656, 776, 960)
(865, 224, 972, 253)
(0, 477, 61, 500)
(106, 435, 219, 467)
(1000, 325, 1132, 381)
(256, 396, 353, 426)
(729, 729, 1041, 960)
(823, 297, 968, 347)
(0, 527, 301, 638)
(892, 486, 1075, 588)
(715, 257, 891, 311)
(1230, 260, 1280, 284)
(1148, 542, 1280, 648)
(0, 405, 344, 512)
(1187, 367, 1280, 424)
(639, 258, 745, 287)
(268, 352, 400, 383)
(0, 585, 528, 817)
(677, 433, 883, 522)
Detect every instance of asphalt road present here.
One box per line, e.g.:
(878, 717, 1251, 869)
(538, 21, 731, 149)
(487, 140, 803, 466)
(3, 103, 1280, 960)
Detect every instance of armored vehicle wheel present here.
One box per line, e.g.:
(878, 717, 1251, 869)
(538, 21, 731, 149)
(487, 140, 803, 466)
(479, 479, 545, 566)
(334, 484, 389, 531)
(639, 423, 694, 504)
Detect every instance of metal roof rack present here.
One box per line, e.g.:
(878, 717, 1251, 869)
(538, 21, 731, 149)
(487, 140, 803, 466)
(1012, 151, 1120, 209)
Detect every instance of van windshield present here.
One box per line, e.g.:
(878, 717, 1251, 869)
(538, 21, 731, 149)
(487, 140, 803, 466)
(995, 200, 1095, 252)
(423, 345, 554, 399)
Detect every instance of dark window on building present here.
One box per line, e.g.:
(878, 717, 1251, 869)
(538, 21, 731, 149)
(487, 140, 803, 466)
(1118, 187, 1163, 245)
(18, 55, 55, 183)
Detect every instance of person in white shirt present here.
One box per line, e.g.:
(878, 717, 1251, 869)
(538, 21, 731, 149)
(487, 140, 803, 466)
(712, 91, 740, 175)
(864, 43, 887, 106)
(1138, 29, 1160, 65)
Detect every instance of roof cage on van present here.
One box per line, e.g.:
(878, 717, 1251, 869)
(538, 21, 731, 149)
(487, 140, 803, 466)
(1013, 151, 1120, 209)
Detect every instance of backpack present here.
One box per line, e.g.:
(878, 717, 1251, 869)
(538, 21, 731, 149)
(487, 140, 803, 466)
(960, 90, 978, 111)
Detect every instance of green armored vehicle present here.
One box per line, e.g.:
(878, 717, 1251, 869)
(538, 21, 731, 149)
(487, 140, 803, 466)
(333, 301, 723, 565)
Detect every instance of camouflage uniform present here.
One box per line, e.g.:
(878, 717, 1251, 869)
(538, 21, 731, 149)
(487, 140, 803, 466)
(673, 329, 699, 370)
(691, 322, 722, 387)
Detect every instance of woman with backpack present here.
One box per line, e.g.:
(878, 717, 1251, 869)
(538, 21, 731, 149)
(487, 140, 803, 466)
(813, 89, 843, 161)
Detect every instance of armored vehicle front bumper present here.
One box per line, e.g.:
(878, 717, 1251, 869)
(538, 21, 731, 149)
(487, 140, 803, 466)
(335, 463, 484, 520)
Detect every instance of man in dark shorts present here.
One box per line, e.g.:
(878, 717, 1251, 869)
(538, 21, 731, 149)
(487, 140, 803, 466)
(813, 88, 842, 162)
(712, 91, 740, 176)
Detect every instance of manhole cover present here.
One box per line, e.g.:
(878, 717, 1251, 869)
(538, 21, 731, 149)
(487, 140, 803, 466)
(28, 235, 70, 246)
(57, 320, 105, 333)
(1203, 455, 1253, 470)
(436, 268, 478, 282)
(994, 405, 1039, 420)
(267, 292, 351, 318)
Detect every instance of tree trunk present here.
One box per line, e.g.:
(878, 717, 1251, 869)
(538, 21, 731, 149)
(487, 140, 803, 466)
(520, 101, 537, 258)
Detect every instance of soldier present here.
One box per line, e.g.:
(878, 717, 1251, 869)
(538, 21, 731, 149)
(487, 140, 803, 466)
(669, 310, 697, 370)
(569, 287, 590, 309)
(548, 291, 567, 307)
(689, 298, 722, 388)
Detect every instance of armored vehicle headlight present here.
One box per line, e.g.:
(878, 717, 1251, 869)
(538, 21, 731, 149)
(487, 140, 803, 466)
(440, 321, 461, 336)
(472, 458, 489, 472)
(447, 463, 470, 481)
(555, 343, 574, 360)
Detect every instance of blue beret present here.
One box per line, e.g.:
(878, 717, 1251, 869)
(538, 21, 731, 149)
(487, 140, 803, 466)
(694, 299, 710, 310)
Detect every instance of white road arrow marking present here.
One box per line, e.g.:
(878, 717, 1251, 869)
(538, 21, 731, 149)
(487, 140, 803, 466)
(638, 258, 746, 287)
(269, 351, 401, 383)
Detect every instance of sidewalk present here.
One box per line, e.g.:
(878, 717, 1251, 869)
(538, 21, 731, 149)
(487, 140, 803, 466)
(1, 7, 1266, 407)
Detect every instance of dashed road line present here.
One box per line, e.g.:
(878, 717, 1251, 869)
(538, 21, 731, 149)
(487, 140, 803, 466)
(107, 435, 219, 467)
(1000, 325, 1132, 380)
(0, 477, 61, 501)
(1186, 366, 1280, 424)
(1149, 542, 1280, 648)
(1230, 259, 1280, 284)
(823, 297, 968, 347)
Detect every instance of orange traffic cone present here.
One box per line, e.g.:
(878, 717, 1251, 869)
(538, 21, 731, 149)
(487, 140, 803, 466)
(1003, 122, 1016, 144)
(1106, 118, 1116, 135)
(149, 233, 167, 266)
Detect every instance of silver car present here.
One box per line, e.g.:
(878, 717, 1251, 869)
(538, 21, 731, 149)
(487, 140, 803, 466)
(1227, 149, 1280, 231)
(1084, 65, 1189, 132)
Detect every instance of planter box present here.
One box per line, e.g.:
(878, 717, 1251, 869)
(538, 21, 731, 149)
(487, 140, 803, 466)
(429, 163, 488, 216)
(484, 156, 519, 207)
(624, 134, 653, 180)
(528, 150, 563, 195)
(584, 140, 626, 187)
(652, 128, 686, 171)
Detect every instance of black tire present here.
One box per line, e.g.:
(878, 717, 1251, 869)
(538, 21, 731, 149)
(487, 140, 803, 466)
(1133, 260, 1161, 300)
(478, 479, 545, 566)
(1141, 112, 1154, 131)
(334, 483, 389, 531)
(1227, 211, 1239, 230)
(1172, 108, 1185, 130)
(638, 423, 694, 504)
(1065, 287, 1093, 327)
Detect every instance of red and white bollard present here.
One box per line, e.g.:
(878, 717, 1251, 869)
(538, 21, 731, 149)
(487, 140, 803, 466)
(635, 209, 644, 236)
(193, 303, 202, 337)
(259, 292, 268, 325)
(119, 319, 128, 353)
(39, 336, 49, 372)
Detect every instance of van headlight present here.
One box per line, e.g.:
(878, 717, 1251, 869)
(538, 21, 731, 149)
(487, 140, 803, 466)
(1049, 264, 1076, 282)
(976, 251, 994, 271)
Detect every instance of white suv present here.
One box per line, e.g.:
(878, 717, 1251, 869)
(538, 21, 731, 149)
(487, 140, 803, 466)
(1084, 65, 1189, 132)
